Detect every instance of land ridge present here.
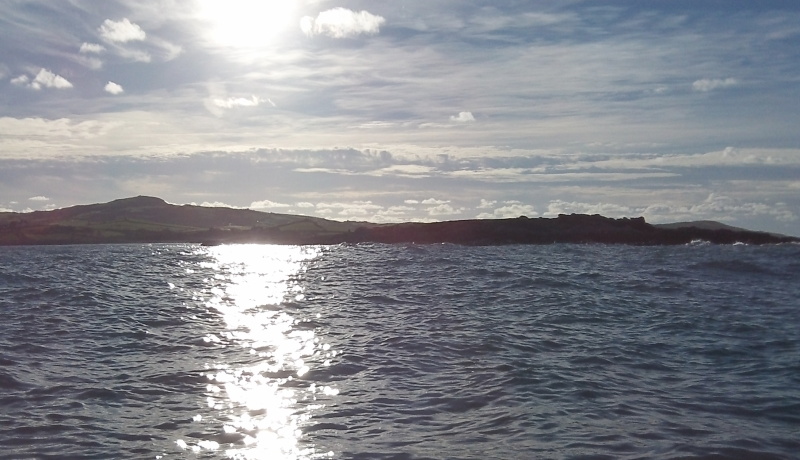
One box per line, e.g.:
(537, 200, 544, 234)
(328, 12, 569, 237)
(0, 196, 796, 246)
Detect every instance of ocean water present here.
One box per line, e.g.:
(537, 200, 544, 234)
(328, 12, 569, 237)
(0, 243, 798, 460)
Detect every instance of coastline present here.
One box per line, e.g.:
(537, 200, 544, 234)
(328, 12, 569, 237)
(1, 196, 796, 246)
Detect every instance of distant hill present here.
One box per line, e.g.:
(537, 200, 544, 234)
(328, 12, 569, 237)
(655, 221, 792, 239)
(0, 197, 797, 246)
(0, 196, 371, 246)
(656, 220, 750, 232)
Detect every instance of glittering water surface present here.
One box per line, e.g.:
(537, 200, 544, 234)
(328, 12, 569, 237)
(1, 243, 799, 459)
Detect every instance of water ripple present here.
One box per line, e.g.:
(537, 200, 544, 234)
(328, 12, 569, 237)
(0, 243, 798, 459)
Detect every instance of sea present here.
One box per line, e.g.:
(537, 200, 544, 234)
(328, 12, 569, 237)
(0, 242, 798, 460)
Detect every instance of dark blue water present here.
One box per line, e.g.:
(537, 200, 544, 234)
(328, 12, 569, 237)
(1, 243, 798, 459)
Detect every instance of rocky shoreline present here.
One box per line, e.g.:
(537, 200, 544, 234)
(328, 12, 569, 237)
(0, 196, 796, 246)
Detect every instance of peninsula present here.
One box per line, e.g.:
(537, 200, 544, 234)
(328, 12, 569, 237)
(0, 196, 796, 246)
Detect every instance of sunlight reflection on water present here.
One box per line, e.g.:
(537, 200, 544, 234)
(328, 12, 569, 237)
(180, 245, 337, 459)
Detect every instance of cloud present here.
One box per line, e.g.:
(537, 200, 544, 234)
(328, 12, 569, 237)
(682, 193, 797, 223)
(427, 203, 464, 216)
(78, 56, 104, 70)
(301, 8, 385, 38)
(104, 81, 124, 95)
(198, 201, 242, 208)
(34, 69, 73, 90)
(450, 111, 475, 122)
(421, 198, 449, 205)
(317, 200, 382, 211)
(630, 194, 798, 225)
(0, 117, 120, 156)
(692, 78, 737, 92)
(80, 42, 106, 54)
(76, 42, 106, 67)
(250, 199, 291, 210)
(99, 18, 146, 43)
(213, 95, 262, 109)
(373, 205, 417, 223)
(10, 75, 29, 86)
(477, 199, 497, 209)
(28, 195, 50, 201)
(11, 69, 73, 90)
(117, 49, 152, 63)
(579, 147, 800, 170)
(314, 200, 383, 220)
(366, 164, 434, 178)
(149, 38, 183, 62)
(354, 121, 396, 129)
(476, 201, 537, 219)
(92, 18, 179, 64)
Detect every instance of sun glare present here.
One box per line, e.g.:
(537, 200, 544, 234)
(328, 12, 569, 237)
(183, 244, 337, 458)
(198, 0, 297, 48)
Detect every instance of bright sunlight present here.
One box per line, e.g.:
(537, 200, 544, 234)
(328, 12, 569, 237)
(198, 0, 297, 48)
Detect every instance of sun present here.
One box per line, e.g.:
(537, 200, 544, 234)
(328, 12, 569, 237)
(198, 0, 297, 48)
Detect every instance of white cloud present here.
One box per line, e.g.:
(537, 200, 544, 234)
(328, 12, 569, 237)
(683, 193, 797, 223)
(317, 200, 382, 211)
(476, 201, 537, 219)
(477, 199, 497, 209)
(0, 117, 119, 146)
(692, 77, 737, 92)
(634, 194, 798, 225)
(450, 111, 475, 122)
(448, 168, 677, 183)
(372, 205, 417, 223)
(250, 199, 291, 210)
(104, 81, 124, 95)
(11, 69, 73, 90)
(118, 48, 152, 63)
(150, 38, 183, 61)
(310, 200, 384, 220)
(301, 8, 385, 38)
(367, 164, 434, 178)
(10, 75, 29, 86)
(580, 147, 800, 170)
(213, 95, 261, 109)
(427, 203, 464, 216)
(28, 195, 50, 201)
(355, 121, 395, 129)
(99, 18, 146, 43)
(421, 198, 449, 205)
(198, 201, 242, 208)
(80, 42, 106, 54)
(35, 69, 73, 90)
(78, 56, 104, 70)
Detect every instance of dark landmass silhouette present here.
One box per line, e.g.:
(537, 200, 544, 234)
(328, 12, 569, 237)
(0, 196, 796, 246)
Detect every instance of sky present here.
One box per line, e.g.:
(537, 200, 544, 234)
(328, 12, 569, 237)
(1, 0, 799, 235)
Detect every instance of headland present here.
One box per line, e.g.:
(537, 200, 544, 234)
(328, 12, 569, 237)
(0, 196, 795, 246)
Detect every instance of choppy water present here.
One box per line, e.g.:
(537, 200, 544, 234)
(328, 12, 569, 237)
(1, 243, 799, 459)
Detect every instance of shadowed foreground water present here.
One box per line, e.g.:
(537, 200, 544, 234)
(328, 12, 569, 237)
(1, 243, 798, 459)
